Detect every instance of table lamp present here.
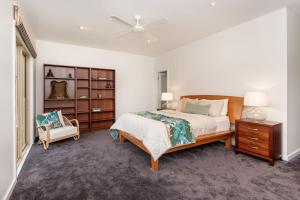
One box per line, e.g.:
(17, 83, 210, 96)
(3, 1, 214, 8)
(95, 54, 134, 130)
(244, 91, 268, 121)
(161, 92, 173, 109)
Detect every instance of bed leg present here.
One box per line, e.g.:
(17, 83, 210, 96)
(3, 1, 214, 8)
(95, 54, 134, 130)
(119, 132, 125, 144)
(151, 157, 159, 172)
(225, 135, 232, 150)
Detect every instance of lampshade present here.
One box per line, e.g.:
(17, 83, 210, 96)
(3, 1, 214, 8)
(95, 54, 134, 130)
(161, 93, 173, 101)
(244, 91, 268, 107)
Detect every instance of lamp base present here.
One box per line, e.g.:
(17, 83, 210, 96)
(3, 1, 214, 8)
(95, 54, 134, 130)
(246, 107, 266, 121)
(161, 101, 168, 109)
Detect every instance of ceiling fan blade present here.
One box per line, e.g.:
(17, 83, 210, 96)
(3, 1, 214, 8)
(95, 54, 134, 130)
(143, 18, 167, 30)
(111, 16, 134, 28)
(116, 30, 133, 39)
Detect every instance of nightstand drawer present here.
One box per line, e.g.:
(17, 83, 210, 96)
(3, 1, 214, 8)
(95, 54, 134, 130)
(239, 123, 269, 138)
(239, 142, 269, 157)
(238, 135, 269, 149)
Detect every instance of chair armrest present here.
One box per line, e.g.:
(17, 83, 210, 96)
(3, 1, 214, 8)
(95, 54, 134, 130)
(36, 124, 50, 141)
(69, 119, 79, 128)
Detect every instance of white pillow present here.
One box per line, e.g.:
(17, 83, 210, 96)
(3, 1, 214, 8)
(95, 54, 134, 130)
(221, 99, 228, 116)
(57, 110, 66, 126)
(199, 99, 227, 117)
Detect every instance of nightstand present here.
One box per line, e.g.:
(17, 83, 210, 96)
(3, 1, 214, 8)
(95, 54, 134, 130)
(235, 119, 282, 166)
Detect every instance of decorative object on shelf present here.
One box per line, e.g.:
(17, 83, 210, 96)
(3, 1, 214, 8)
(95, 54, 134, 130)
(46, 68, 54, 78)
(105, 82, 112, 88)
(98, 94, 102, 99)
(161, 92, 174, 109)
(244, 91, 268, 121)
(48, 81, 69, 99)
(79, 95, 88, 99)
(68, 73, 72, 79)
(98, 77, 107, 80)
(92, 107, 101, 112)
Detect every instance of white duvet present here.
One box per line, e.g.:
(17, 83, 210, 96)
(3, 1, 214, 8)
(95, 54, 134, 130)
(110, 110, 217, 160)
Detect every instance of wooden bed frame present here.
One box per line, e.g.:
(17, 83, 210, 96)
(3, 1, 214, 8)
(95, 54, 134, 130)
(118, 95, 244, 171)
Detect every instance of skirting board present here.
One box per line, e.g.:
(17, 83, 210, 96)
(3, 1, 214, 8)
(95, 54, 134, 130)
(4, 144, 32, 200)
(17, 144, 32, 175)
(3, 179, 16, 200)
(286, 148, 300, 161)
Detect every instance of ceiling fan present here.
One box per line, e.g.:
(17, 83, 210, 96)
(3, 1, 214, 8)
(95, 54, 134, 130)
(111, 15, 164, 43)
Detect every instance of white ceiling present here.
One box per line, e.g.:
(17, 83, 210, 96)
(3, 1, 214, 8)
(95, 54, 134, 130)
(21, 0, 299, 56)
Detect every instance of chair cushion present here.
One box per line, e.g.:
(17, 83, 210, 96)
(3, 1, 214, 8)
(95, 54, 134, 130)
(49, 126, 77, 140)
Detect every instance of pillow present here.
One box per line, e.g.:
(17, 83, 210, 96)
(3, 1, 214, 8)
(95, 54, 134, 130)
(176, 98, 199, 112)
(184, 102, 210, 115)
(57, 110, 65, 126)
(47, 111, 63, 129)
(199, 99, 224, 117)
(36, 113, 50, 128)
(36, 110, 63, 130)
(221, 99, 229, 116)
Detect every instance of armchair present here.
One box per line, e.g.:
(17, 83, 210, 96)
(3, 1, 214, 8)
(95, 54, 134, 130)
(36, 115, 80, 150)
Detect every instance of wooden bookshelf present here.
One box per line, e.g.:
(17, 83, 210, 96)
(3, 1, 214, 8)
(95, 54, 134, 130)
(43, 64, 116, 132)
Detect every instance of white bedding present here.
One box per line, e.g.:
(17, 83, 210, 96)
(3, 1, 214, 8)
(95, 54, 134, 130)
(110, 110, 229, 160)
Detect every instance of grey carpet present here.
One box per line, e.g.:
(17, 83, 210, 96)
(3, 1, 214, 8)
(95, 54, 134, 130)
(10, 130, 300, 200)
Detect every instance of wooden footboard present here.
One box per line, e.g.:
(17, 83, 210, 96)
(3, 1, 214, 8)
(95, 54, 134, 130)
(118, 130, 234, 171)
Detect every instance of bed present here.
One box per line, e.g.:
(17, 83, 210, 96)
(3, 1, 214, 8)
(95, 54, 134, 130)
(111, 95, 244, 171)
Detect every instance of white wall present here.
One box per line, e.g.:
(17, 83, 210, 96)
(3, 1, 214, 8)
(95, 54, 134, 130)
(287, 8, 300, 159)
(0, 1, 15, 199)
(36, 40, 156, 117)
(156, 9, 288, 159)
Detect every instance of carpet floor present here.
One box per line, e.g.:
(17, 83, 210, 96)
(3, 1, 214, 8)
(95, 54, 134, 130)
(11, 130, 300, 200)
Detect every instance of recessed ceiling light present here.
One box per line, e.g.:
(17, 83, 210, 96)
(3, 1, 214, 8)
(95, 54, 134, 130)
(211, 1, 216, 6)
(79, 26, 88, 31)
(147, 39, 151, 44)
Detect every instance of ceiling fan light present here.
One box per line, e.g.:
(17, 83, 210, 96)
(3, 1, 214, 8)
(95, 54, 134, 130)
(133, 25, 145, 32)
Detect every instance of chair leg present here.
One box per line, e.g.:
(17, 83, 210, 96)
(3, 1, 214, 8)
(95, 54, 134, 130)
(43, 140, 49, 150)
(73, 134, 80, 140)
(151, 157, 159, 172)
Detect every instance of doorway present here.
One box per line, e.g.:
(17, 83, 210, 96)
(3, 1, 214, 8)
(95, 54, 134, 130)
(157, 71, 167, 109)
(15, 40, 29, 166)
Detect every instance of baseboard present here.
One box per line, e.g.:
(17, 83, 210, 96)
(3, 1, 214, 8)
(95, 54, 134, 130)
(17, 143, 32, 175)
(3, 178, 16, 200)
(286, 148, 300, 161)
(3, 144, 32, 200)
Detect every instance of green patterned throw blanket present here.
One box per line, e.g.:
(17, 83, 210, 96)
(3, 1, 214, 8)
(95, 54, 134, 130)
(136, 111, 195, 146)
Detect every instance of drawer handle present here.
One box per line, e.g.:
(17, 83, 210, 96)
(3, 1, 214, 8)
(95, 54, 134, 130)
(247, 127, 258, 131)
(248, 145, 259, 149)
(248, 137, 259, 141)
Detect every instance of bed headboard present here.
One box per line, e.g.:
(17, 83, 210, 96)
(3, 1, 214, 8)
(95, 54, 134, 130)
(180, 95, 244, 124)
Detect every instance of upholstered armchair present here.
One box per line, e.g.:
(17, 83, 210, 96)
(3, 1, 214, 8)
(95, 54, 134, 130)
(36, 115, 80, 150)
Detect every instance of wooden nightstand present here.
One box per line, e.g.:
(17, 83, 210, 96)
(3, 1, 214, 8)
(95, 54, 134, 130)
(235, 119, 282, 166)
